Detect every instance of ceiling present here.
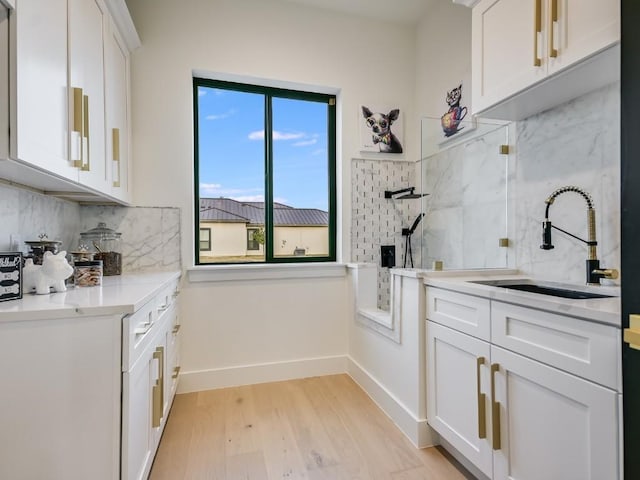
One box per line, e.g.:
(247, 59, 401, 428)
(281, 0, 440, 25)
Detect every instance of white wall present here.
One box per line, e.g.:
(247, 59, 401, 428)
(125, 0, 418, 389)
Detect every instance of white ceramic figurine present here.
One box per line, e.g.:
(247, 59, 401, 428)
(23, 251, 74, 295)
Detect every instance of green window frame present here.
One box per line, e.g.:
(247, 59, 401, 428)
(193, 77, 337, 265)
(199, 227, 211, 251)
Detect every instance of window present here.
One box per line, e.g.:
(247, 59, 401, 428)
(247, 228, 261, 251)
(199, 228, 211, 251)
(194, 77, 336, 264)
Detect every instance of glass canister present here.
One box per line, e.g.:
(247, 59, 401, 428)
(73, 260, 103, 287)
(79, 222, 122, 276)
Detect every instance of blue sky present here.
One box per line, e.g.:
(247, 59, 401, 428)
(197, 86, 329, 211)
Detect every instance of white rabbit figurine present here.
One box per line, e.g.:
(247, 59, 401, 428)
(23, 251, 74, 295)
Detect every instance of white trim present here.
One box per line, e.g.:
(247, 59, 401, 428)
(347, 357, 437, 448)
(104, 0, 141, 51)
(177, 355, 348, 393)
(187, 262, 347, 282)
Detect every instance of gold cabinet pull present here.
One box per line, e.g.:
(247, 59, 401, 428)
(72, 87, 84, 168)
(624, 315, 640, 350)
(172, 324, 181, 334)
(172, 366, 181, 379)
(533, 0, 542, 66)
(491, 363, 501, 450)
(81, 94, 90, 171)
(112, 128, 121, 187)
(152, 346, 165, 427)
(477, 357, 487, 439)
(549, 0, 558, 58)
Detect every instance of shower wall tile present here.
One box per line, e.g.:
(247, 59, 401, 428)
(351, 158, 419, 310)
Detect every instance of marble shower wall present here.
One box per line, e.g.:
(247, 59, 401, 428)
(351, 158, 420, 310)
(80, 206, 181, 273)
(0, 183, 81, 252)
(421, 122, 511, 270)
(513, 82, 620, 283)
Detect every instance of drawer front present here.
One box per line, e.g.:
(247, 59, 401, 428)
(491, 301, 620, 390)
(155, 279, 179, 315)
(122, 299, 158, 371)
(426, 287, 491, 341)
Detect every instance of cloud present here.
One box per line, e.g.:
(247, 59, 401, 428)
(199, 183, 263, 197)
(311, 148, 326, 156)
(292, 138, 318, 147)
(206, 109, 237, 121)
(248, 130, 305, 141)
(198, 89, 207, 97)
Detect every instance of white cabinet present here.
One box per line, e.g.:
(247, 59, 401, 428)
(2, 0, 138, 203)
(472, 0, 620, 120)
(9, 0, 77, 181)
(491, 345, 619, 480)
(427, 321, 493, 478)
(122, 278, 180, 480)
(425, 287, 621, 480)
(0, 314, 122, 480)
(104, 14, 131, 202)
(68, 0, 108, 192)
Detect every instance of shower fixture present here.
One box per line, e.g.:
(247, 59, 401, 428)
(384, 187, 429, 199)
(402, 213, 424, 268)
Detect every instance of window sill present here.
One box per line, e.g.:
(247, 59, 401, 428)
(187, 262, 347, 283)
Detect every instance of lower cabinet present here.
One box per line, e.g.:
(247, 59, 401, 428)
(122, 287, 180, 480)
(427, 295, 620, 480)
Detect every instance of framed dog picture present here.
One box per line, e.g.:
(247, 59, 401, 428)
(359, 105, 404, 154)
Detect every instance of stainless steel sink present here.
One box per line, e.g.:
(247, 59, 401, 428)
(470, 279, 614, 300)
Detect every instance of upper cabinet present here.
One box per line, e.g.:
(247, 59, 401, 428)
(472, 0, 620, 120)
(2, 0, 139, 204)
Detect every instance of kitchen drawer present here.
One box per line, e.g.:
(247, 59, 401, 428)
(491, 301, 621, 390)
(426, 287, 491, 341)
(155, 279, 179, 314)
(122, 298, 158, 371)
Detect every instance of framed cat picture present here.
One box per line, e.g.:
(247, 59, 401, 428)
(438, 84, 476, 144)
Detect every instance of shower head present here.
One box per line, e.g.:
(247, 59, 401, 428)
(384, 187, 429, 199)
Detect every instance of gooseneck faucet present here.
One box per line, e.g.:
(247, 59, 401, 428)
(541, 186, 618, 285)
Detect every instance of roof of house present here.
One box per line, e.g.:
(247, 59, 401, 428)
(199, 198, 328, 226)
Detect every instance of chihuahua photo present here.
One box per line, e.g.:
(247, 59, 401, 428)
(361, 106, 404, 154)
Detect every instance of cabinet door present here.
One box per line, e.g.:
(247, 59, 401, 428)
(68, 0, 108, 192)
(472, 0, 547, 114)
(122, 340, 164, 480)
(427, 321, 493, 477)
(10, 0, 77, 180)
(164, 304, 181, 409)
(104, 17, 131, 202)
(491, 346, 619, 480)
(547, 0, 620, 75)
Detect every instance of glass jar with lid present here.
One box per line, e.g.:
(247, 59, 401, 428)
(79, 222, 122, 276)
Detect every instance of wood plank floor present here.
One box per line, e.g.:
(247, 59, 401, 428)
(150, 374, 474, 480)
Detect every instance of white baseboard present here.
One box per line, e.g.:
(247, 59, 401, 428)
(346, 357, 437, 449)
(177, 355, 349, 394)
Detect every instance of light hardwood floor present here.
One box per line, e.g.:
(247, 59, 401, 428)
(150, 374, 473, 479)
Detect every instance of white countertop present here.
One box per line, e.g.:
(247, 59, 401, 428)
(422, 270, 621, 327)
(0, 271, 181, 322)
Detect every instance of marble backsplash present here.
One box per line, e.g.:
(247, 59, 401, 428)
(0, 183, 181, 273)
(513, 82, 620, 284)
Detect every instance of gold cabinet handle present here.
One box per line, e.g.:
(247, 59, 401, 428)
(81, 94, 90, 171)
(172, 366, 181, 379)
(549, 0, 558, 58)
(152, 346, 165, 427)
(624, 315, 640, 350)
(491, 363, 501, 450)
(72, 87, 84, 168)
(533, 0, 542, 66)
(112, 128, 121, 187)
(477, 357, 487, 439)
(172, 324, 181, 334)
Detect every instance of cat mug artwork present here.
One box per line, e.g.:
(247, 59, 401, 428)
(441, 84, 468, 137)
